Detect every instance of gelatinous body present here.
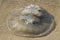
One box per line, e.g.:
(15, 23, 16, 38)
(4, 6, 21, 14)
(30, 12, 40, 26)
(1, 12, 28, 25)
(7, 4, 55, 37)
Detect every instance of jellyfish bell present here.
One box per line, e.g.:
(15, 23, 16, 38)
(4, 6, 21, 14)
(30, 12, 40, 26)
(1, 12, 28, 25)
(7, 4, 55, 37)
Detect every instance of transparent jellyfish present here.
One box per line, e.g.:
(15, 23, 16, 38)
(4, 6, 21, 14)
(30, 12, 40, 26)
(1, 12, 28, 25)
(7, 4, 55, 37)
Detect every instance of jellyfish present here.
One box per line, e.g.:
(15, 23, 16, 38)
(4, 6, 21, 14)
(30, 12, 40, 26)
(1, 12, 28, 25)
(7, 4, 55, 38)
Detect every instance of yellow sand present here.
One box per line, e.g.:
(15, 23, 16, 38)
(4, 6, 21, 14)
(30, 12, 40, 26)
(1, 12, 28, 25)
(0, 0, 60, 40)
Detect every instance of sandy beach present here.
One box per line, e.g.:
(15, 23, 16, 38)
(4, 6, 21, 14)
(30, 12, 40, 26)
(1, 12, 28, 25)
(0, 0, 60, 40)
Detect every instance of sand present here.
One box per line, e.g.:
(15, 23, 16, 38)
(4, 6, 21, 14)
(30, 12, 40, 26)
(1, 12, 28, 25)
(0, 0, 60, 40)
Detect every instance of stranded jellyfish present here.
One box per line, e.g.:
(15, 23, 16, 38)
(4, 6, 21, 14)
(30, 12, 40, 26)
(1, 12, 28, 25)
(7, 4, 55, 37)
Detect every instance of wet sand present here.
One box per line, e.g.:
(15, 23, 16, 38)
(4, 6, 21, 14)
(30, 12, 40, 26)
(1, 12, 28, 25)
(0, 0, 60, 40)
